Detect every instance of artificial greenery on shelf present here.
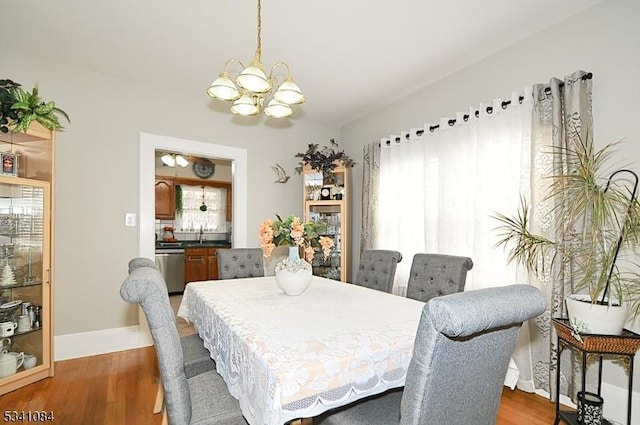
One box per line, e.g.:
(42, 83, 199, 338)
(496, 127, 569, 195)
(294, 138, 355, 175)
(0, 79, 20, 134)
(0, 78, 70, 134)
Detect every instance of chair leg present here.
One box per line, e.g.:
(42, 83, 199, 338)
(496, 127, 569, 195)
(153, 379, 164, 414)
(161, 408, 168, 425)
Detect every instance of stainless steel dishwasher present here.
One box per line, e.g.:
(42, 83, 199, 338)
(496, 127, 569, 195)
(155, 248, 185, 294)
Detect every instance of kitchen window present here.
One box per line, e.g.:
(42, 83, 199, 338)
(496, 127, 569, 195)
(176, 184, 227, 233)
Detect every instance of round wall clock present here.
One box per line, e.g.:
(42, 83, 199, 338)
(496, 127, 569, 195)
(193, 159, 215, 179)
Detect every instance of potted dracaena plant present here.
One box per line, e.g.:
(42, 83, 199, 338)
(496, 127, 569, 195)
(492, 132, 640, 335)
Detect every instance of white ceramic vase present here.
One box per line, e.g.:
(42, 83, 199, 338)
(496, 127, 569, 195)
(275, 247, 312, 296)
(565, 293, 629, 335)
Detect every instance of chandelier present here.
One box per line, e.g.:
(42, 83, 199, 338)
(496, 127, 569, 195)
(206, 0, 305, 118)
(161, 153, 189, 168)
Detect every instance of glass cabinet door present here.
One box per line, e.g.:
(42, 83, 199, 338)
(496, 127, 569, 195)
(0, 176, 50, 381)
(303, 161, 350, 282)
(308, 205, 343, 280)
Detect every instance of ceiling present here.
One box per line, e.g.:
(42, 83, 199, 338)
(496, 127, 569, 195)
(1, 0, 606, 128)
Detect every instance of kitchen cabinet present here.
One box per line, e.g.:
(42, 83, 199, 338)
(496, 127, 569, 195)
(155, 178, 175, 219)
(185, 247, 207, 283)
(302, 161, 350, 282)
(207, 248, 219, 281)
(185, 247, 227, 282)
(0, 122, 54, 395)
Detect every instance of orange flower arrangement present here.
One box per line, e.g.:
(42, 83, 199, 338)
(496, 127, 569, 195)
(259, 214, 334, 262)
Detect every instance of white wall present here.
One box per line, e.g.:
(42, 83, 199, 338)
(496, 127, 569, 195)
(0, 52, 336, 348)
(339, 0, 640, 413)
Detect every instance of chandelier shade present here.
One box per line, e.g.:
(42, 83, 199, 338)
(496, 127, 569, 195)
(231, 95, 260, 116)
(207, 71, 241, 101)
(236, 61, 271, 94)
(264, 99, 293, 118)
(206, 0, 304, 118)
(175, 154, 189, 168)
(273, 77, 305, 105)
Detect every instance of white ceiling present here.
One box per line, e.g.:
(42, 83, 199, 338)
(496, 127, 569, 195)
(1, 0, 606, 128)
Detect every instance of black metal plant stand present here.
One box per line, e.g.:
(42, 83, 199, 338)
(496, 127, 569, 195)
(553, 318, 640, 425)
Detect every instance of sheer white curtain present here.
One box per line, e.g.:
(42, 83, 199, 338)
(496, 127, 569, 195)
(177, 185, 227, 233)
(377, 88, 533, 296)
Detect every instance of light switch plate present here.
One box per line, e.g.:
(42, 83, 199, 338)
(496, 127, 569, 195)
(125, 213, 136, 227)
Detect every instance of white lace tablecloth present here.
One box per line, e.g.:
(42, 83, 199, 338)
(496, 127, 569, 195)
(177, 276, 425, 425)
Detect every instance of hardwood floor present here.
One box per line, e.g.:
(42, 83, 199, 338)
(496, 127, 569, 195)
(0, 345, 559, 425)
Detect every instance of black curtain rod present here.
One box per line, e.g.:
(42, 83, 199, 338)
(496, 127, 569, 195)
(560, 71, 592, 88)
(385, 72, 593, 145)
(409, 95, 525, 139)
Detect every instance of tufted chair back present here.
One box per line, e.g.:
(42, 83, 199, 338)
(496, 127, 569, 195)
(217, 248, 265, 280)
(354, 250, 402, 293)
(128, 256, 157, 273)
(315, 284, 546, 425)
(401, 284, 546, 424)
(406, 253, 473, 303)
(120, 265, 193, 425)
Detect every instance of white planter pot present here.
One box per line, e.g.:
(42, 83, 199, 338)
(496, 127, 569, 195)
(565, 294, 629, 335)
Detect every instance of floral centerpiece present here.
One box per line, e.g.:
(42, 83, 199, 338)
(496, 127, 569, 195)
(259, 214, 334, 295)
(259, 214, 334, 262)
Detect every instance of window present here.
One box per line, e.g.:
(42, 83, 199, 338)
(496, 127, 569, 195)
(177, 185, 227, 233)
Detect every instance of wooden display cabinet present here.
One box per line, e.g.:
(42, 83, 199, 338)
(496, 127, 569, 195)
(302, 162, 350, 282)
(0, 122, 54, 395)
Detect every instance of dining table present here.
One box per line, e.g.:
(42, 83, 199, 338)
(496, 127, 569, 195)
(177, 275, 425, 425)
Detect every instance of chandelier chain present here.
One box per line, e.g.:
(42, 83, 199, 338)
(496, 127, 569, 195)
(255, 0, 262, 63)
(206, 0, 304, 117)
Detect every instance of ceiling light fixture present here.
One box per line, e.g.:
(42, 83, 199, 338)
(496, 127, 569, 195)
(206, 0, 305, 118)
(161, 153, 189, 168)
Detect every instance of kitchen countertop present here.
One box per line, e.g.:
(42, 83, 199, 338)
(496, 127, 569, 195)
(155, 240, 232, 250)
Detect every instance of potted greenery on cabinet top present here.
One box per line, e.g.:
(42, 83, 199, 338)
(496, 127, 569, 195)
(0, 78, 70, 134)
(493, 133, 640, 335)
(294, 139, 355, 175)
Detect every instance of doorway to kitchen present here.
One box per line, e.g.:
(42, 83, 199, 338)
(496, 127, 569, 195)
(138, 133, 248, 262)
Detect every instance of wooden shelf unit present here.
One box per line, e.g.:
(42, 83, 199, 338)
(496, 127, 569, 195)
(302, 162, 350, 282)
(0, 122, 55, 395)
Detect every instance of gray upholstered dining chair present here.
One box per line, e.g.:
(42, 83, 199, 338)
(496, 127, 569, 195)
(315, 284, 546, 425)
(127, 257, 218, 415)
(406, 253, 473, 302)
(121, 264, 247, 425)
(129, 257, 213, 378)
(354, 250, 403, 293)
(217, 248, 265, 279)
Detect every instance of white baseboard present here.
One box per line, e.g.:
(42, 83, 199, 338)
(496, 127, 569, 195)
(533, 384, 639, 425)
(54, 325, 153, 361)
(601, 382, 639, 425)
